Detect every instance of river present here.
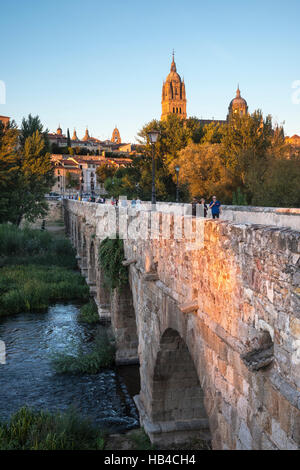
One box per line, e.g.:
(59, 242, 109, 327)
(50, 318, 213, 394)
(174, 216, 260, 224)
(0, 303, 140, 432)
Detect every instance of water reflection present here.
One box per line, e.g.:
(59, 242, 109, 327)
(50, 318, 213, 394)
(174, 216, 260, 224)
(0, 304, 139, 432)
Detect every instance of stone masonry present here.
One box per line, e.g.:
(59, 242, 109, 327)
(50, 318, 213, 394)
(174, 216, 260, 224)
(63, 200, 300, 450)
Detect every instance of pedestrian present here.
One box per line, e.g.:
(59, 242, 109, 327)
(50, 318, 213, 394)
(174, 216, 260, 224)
(200, 198, 208, 218)
(209, 196, 221, 219)
(131, 198, 136, 208)
(191, 198, 198, 217)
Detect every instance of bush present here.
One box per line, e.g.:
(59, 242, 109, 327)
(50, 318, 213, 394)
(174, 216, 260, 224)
(78, 301, 100, 324)
(0, 224, 76, 269)
(52, 331, 115, 374)
(128, 428, 156, 450)
(0, 265, 89, 317)
(98, 237, 128, 290)
(0, 406, 105, 450)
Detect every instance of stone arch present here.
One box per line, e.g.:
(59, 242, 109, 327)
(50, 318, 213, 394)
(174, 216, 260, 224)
(77, 223, 81, 254)
(147, 328, 211, 446)
(71, 218, 76, 246)
(110, 281, 138, 365)
(88, 240, 96, 284)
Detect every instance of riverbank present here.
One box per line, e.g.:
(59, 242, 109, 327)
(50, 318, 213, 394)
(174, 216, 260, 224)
(0, 224, 89, 317)
(0, 223, 140, 449)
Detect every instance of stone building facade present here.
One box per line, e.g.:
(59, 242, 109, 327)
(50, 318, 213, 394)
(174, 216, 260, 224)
(161, 54, 187, 120)
(161, 55, 248, 125)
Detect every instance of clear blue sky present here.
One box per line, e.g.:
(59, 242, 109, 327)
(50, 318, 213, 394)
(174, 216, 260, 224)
(1, 0, 300, 142)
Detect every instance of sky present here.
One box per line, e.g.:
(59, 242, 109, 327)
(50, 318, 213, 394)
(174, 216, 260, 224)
(1, 0, 300, 143)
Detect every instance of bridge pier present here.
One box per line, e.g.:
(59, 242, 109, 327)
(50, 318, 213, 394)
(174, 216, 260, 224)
(63, 200, 300, 450)
(110, 286, 139, 365)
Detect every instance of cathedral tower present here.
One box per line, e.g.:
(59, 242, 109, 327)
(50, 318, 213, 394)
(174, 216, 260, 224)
(161, 53, 187, 120)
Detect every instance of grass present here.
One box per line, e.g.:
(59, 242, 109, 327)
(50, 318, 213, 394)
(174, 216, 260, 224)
(0, 406, 106, 450)
(0, 224, 89, 317)
(0, 223, 77, 269)
(128, 428, 156, 450)
(51, 331, 115, 375)
(77, 300, 100, 324)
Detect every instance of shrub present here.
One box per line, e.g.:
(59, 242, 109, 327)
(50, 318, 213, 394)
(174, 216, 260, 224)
(52, 331, 115, 374)
(0, 265, 89, 317)
(98, 237, 128, 290)
(78, 300, 100, 324)
(0, 224, 76, 269)
(0, 406, 105, 450)
(128, 428, 156, 450)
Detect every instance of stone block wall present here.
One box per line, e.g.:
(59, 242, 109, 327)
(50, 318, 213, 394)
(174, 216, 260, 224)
(63, 200, 300, 450)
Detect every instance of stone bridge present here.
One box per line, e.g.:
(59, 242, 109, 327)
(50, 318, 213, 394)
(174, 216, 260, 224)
(63, 200, 300, 450)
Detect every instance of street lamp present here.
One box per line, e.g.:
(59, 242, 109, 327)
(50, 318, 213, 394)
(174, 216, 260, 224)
(90, 172, 95, 202)
(175, 165, 180, 203)
(147, 129, 160, 206)
(79, 166, 84, 201)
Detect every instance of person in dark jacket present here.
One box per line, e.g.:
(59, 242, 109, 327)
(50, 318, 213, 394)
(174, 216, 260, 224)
(200, 198, 208, 218)
(209, 196, 221, 219)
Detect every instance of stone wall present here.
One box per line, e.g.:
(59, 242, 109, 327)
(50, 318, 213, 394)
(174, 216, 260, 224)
(63, 200, 300, 450)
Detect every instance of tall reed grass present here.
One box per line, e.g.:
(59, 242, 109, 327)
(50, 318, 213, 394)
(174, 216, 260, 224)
(77, 300, 100, 324)
(0, 224, 89, 317)
(52, 331, 115, 374)
(0, 406, 105, 450)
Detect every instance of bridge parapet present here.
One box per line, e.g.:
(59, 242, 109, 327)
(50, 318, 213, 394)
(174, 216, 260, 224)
(63, 199, 300, 450)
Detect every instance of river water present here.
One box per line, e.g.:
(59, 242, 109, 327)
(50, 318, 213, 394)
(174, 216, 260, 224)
(0, 303, 139, 432)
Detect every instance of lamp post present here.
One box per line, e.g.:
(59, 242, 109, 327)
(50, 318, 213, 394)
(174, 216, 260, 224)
(90, 172, 95, 202)
(147, 129, 160, 206)
(79, 166, 84, 201)
(175, 165, 180, 203)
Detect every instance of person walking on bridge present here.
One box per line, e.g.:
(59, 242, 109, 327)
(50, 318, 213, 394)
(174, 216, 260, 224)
(209, 196, 221, 219)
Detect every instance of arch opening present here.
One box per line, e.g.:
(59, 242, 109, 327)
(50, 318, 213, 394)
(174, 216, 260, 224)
(88, 241, 96, 284)
(148, 328, 211, 445)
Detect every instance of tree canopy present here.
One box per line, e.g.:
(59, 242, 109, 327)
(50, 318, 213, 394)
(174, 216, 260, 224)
(0, 115, 54, 225)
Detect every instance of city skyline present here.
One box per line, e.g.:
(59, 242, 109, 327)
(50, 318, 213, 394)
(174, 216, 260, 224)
(1, 0, 300, 142)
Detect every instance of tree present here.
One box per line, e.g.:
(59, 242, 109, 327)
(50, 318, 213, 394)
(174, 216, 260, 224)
(96, 164, 117, 184)
(246, 153, 300, 208)
(0, 118, 54, 225)
(67, 128, 71, 148)
(201, 121, 225, 144)
(20, 114, 49, 150)
(222, 110, 273, 179)
(66, 171, 79, 189)
(175, 143, 235, 203)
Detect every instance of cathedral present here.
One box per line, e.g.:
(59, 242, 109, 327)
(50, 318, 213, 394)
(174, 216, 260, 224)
(161, 54, 248, 123)
(161, 53, 187, 120)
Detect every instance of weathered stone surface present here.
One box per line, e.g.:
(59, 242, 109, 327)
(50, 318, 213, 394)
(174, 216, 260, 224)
(63, 200, 300, 450)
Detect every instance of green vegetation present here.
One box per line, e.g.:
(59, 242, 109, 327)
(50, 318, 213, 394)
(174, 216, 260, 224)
(128, 429, 156, 450)
(98, 237, 128, 290)
(77, 300, 100, 324)
(0, 265, 89, 316)
(100, 112, 300, 208)
(0, 115, 54, 226)
(0, 223, 77, 268)
(0, 406, 105, 450)
(0, 224, 89, 317)
(51, 331, 115, 374)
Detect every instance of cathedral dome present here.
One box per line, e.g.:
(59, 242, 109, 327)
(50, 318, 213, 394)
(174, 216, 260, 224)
(228, 86, 248, 117)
